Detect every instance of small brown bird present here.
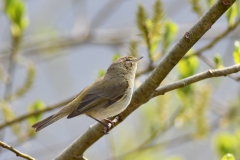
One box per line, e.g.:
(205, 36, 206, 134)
(32, 56, 142, 132)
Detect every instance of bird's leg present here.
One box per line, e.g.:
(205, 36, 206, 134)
(88, 115, 109, 133)
(103, 115, 120, 133)
(88, 115, 120, 134)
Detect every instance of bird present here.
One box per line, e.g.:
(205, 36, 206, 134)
(32, 56, 142, 132)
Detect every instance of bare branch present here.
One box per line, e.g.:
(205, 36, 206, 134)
(55, 0, 236, 159)
(0, 141, 35, 160)
(152, 64, 240, 97)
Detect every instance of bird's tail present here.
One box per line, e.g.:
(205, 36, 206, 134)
(32, 112, 67, 132)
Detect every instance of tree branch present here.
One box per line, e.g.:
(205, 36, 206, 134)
(0, 141, 35, 160)
(152, 64, 240, 97)
(55, 0, 236, 159)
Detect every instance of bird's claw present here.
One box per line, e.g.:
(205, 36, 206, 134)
(102, 116, 120, 134)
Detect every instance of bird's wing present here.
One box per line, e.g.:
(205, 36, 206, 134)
(67, 79, 129, 119)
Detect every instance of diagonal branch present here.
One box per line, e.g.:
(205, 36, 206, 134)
(55, 0, 236, 160)
(152, 64, 240, 97)
(0, 141, 35, 160)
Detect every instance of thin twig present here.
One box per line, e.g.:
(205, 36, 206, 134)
(198, 55, 239, 81)
(0, 141, 35, 160)
(152, 64, 240, 97)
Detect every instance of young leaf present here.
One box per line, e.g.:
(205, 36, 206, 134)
(233, 41, 240, 64)
(214, 133, 237, 157)
(177, 50, 199, 79)
(214, 54, 224, 68)
(27, 100, 45, 126)
(162, 20, 178, 52)
(4, 0, 29, 36)
(226, 4, 237, 26)
(222, 154, 235, 160)
(98, 69, 106, 77)
(112, 53, 121, 61)
(206, 0, 215, 7)
(188, 0, 203, 17)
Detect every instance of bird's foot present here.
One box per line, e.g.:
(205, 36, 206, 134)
(102, 116, 120, 134)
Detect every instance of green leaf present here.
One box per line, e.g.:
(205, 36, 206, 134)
(177, 50, 198, 78)
(4, 0, 28, 36)
(206, 0, 215, 7)
(226, 4, 237, 26)
(189, 0, 203, 17)
(98, 69, 106, 77)
(214, 132, 237, 157)
(214, 54, 224, 68)
(162, 20, 178, 51)
(222, 154, 235, 160)
(27, 100, 45, 126)
(5, 0, 25, 24)
(112, 53, 121, 61)
(233, 41, 240, 64)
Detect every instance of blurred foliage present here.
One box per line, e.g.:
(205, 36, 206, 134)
(5, 63, 35, 101)
(222, 153, 235, 160)
(220, 97, 240, 127)
(206, 0, 215, 7)
(178, 50, 199, 79)
(214, 131, 240, 159)
(4, 0, 29, 38)
(136, 0, 178, 61)
(98, 69, 106, 77)
(226, 3, 238, 26)
(188, 0, 203, 17)
(177, 50, 198, 96)
(214, 54, 224, 68)
(112, 53, 121, 61)
(27, 100, 45, 126)
(233, 41, 240, 64)
(26, 100, 45, 137)
(1, 101, 24, 141)
(162, 20, 178, 55)
(0, 64, 8, 83)
(129, 40, 139, 57)
(137, 0, 164, 61)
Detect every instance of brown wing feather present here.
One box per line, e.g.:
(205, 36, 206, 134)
(67, 79, 128, 119)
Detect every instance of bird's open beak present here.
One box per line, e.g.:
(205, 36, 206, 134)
(134, 57, 143, 61)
